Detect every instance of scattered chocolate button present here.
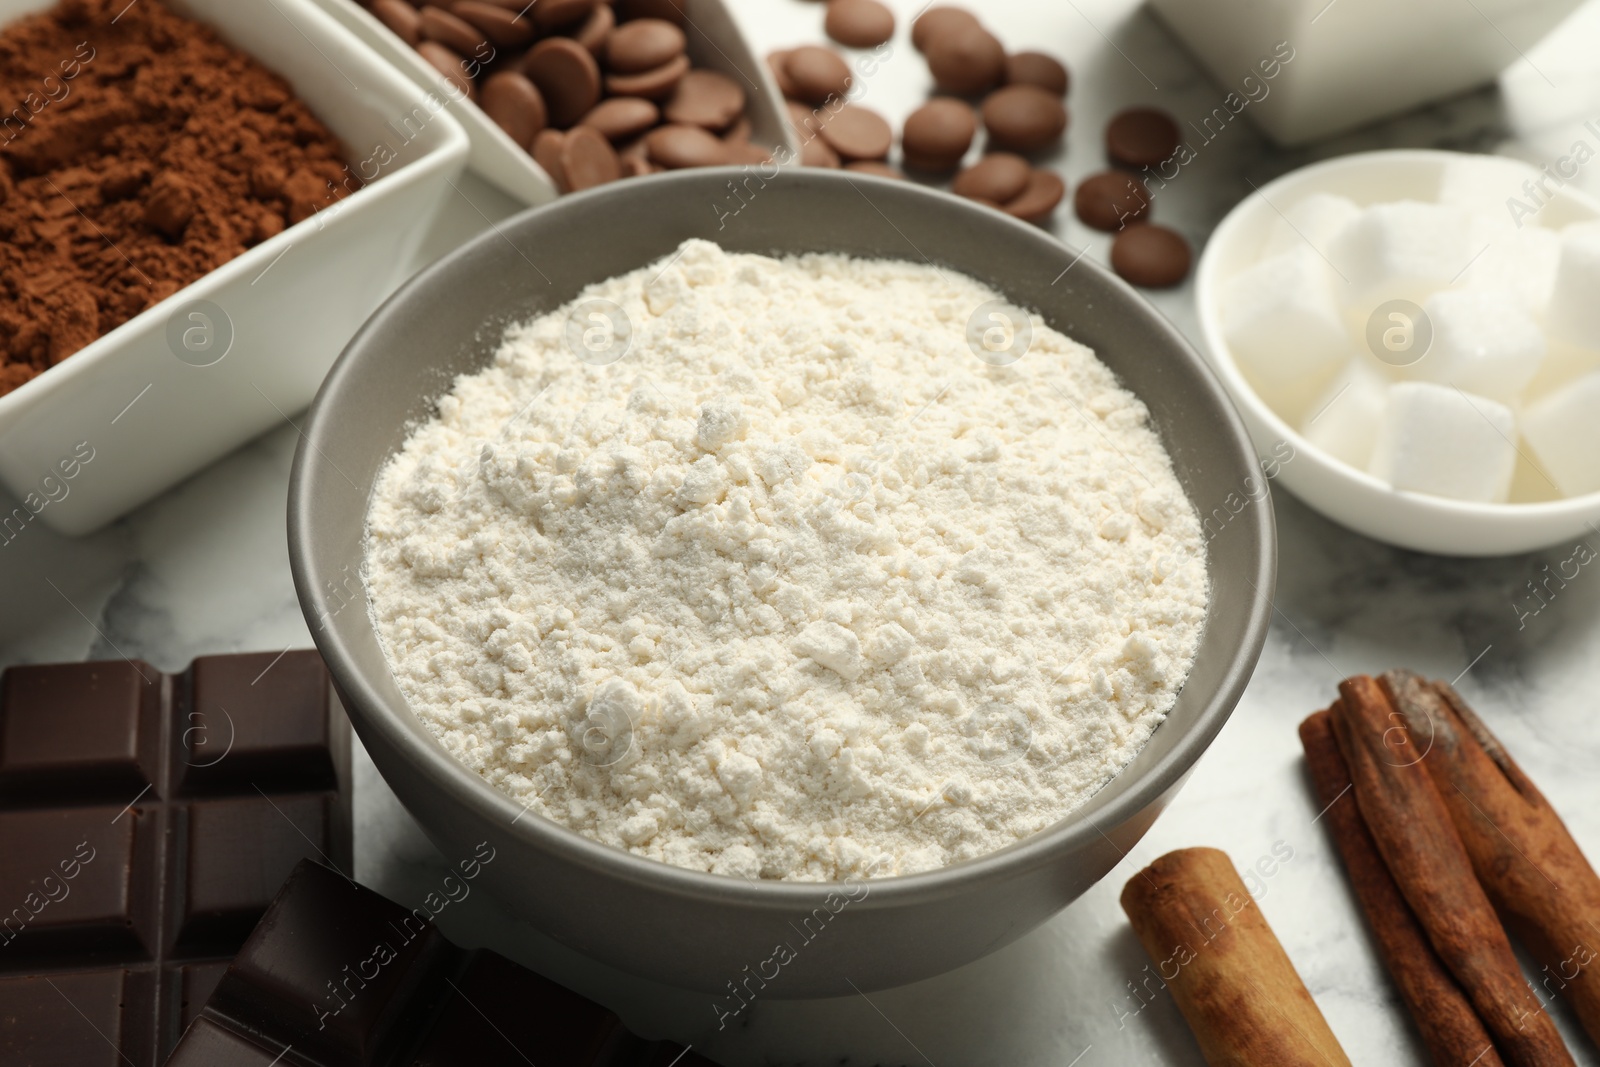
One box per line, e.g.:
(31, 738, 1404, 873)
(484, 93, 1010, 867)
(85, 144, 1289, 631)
(166, 862, 720, 1067)
(801, 134, 842, 167)
(1074, 170, 1153, 231)
(925, 28, 1006, 95)
(604, 51, 691, 99)
(370, 0, 422, 46)
(1003, 168, 1066, 223)
(1105, 106, 1181, 169)
(787, 99, 825, 140)
(784, 44, 853, 105)
(533, 127, 568, 188)
(1005, 50, 1069, 96)
(524, 36, 602, 126)
(728, 139, 775, 165)
(620, 0, 688, 25)
(451, 1, 536, 49)
(533, 0, 596, 31)
(901, 97, 976, 171)
(724, 115, 753, 142)
(419, 5, 489, 57)
(664, 69, 746, 131)
(560, 125, 623, 189)
(646, 123, 730, 168)
(481, 70, 548, 147)
(768, 48, 801, 99)
(910, 5, 981, 52)
(1111, 223, 1191, 287)
(572, 2, 615, 54)
(951, 152, 1031, 203)
(818, 103, 892, 162)
(604, 16, 686, 74)
(982, 84, 1068, 153)
(824, 0, 895, 48)
(0, 653, 352, 1067)
(845, 160, 904, 178)
(417, 40, 477, 101)
(579, 95, 659, 141)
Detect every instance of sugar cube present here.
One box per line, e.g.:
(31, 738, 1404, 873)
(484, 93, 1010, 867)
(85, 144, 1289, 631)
(1412, 290, 1545, 401)
(1368, 382, 1517, 503)
(1300, 357, 1389, 469)
(1436, 155, 1540, 224)
(1454, 225, 1560, 316)
(1545, 222, 1600, 350)
(1328, 201, 1476, 315)
(1260, 193, 1361, 259)
(1520, 371, 1600, 498)
(1221, 247, 1350, 420)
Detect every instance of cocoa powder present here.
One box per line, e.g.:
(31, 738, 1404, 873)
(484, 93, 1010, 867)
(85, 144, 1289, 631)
(0, 0, 359, 396)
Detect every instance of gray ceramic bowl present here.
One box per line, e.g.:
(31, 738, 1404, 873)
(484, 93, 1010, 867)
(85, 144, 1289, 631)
(288, 168, 1275, 997)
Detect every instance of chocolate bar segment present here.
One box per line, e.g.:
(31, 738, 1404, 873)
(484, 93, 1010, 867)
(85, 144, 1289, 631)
(170, 860, 721, 1067)
(0, 652, 352, 1066)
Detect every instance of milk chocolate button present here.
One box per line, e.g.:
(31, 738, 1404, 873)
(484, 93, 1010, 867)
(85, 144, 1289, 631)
(579, 96, 659, 141)
(845, 160, 903, 179)
(618, 0, 687, 24)
(784, 45, 852, 105)
(482, 70, 548, 147)
(982, 85, 1068, 153)
(787, 100, 824, 140)
(926, 29, 1005, 95)
(1074, 170, 1153, 231)
(801, 135, 841, 167)
(768, 50, 801, 99)
(451, 1, 535, 49)
(571, 3, 614, 55)
(419, 6, 487, 57)
(534, 0, 595, 31)
(533, 128, 568, 189)
(664, 69, 745, 131)
(901, 97, 975, 171)
(645, 123, 730, 168)
(824, 0, 895, 48)
(1005, 51, 1069, 96)
(371, 0, 421, 46)
(525, 37, 602, 127)
(1003, 168, 1065, 223)
(417, 41, 477, 101)
(604, 18, 685, 74)
(605, 53, 690, 99)
(1105, 107, 1180, 169)
(818, 104, 891, 161)
(561, 125, 623, 189)
(1111, 223, 1191, 287)
(952, 153, 1030, 202)
(911, 5, 980, 52)
(728, 139, 775, 165)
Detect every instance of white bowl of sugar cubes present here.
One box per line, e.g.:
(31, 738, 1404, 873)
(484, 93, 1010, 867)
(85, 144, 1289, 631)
(1197, 149, 1600, 556)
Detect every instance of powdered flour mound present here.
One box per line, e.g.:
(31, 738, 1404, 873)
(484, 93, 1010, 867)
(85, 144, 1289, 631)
(365, 239, 1208, 881)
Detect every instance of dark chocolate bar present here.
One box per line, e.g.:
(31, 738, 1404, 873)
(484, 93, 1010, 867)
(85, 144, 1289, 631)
(168, 860, 718, 1067)
(0, 652, 352, 1066)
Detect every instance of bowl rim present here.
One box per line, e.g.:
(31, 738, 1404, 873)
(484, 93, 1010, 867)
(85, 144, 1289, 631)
(1195, 147, 1600, 521)
(290, 167, 1276, 907)
(0, 0, 471, 422)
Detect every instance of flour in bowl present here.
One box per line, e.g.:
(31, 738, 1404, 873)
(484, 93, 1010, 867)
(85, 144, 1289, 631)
(365, 239, 1208, 881)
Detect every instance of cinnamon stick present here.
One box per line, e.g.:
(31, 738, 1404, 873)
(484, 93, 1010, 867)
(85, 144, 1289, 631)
(1121, 847, 1351, 1067)
(1300, 708, 1504, 1067)
(1384, 670, 1600, 1049)
(1332, 675, 1573, 1067)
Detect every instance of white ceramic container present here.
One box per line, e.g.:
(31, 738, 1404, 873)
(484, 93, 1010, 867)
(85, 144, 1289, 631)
(0, 0, 470, 537)
(1196, 149, 1600, 557)
(1150, 0, 1587, 145)
(306, 0, 798, 205)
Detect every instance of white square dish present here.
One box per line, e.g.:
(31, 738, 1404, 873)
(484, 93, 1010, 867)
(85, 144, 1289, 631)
(0, 0, 470, 537)
(305, 0, 798, 205)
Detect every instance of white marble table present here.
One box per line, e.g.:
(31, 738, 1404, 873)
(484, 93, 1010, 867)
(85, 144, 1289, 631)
(5, 0, 1600, 1063)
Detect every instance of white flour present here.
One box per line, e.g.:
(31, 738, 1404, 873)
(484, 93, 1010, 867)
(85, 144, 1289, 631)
(365, 240, 1208, 882)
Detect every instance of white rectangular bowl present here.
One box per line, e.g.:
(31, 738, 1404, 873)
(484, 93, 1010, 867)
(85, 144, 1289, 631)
(306, 0, 798, 205)
(0, 0, 470, 536)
